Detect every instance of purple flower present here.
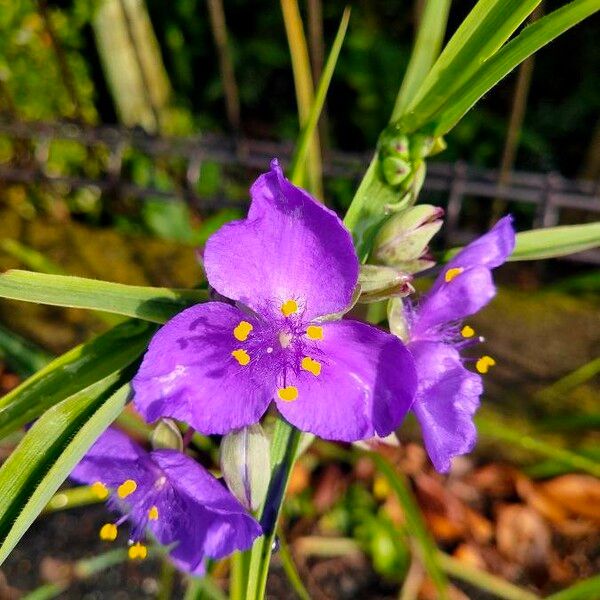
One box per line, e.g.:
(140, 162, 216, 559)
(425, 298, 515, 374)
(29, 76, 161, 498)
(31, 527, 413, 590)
(406, 216, 515, 472)
(71, 428, 262, 574)
(132, 159, 417, 442)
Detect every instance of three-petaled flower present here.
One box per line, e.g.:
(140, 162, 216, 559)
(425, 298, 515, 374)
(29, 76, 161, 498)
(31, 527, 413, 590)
(132, 159, 417, 441)
(391, 216, 515, 472)
(71, 427, 262, 573)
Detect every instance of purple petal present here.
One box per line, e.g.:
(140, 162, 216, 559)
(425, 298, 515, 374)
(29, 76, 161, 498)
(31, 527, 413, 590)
(433, 215, 515, 294)
(203, 159, 359, 320)
(412, 266, 495, 336)
(410, 341, 483, 472)
(132, 302, 275, 434)
(276, 320, 417, 441)
(150, 450, 262, 573)
(70, 427, 151, 489)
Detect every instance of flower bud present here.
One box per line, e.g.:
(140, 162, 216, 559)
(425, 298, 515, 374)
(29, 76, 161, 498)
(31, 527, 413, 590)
(387, 297, 410, 343)
(151, 418, 183, 451)
(219, 424, 271, 512)
(358, 265, 413, 303)
(373, 204, 443, 273)
(382, 156, 411, 187)
(410, 134, 434, 160)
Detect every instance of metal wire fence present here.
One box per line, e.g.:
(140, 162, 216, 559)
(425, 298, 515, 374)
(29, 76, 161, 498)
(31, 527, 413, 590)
(0, 119, 599, 263)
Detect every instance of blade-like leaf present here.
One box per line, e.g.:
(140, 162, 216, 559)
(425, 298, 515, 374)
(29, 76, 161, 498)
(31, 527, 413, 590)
(391, 0, 451, 119)
(290, 7, 351, 183)
(0, 320, 155, 439)
(400, 0, 541, 129)
(0, 271, 206, 323)
(433, 0, 600, 135)
(510, 222, 600, 261)
(0, 382, 130, 565)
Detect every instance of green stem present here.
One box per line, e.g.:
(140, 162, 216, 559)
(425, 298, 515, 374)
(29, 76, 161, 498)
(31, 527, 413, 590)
(278, 531, 311, 600)
(544, 574, 600, 600)
(437, 553, 539, 600)
(245, 422, 302, 599)
(476, 416, 600, 478)
(157, 558, 176, 600)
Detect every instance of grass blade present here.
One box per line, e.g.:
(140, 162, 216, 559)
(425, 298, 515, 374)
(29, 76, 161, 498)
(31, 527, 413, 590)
(280, 0, 323, 197)
(391, 0, 452, 119)
(433, 0, 600, 135)
(0, 383, 130, 564)
(0, 270, 207, 323)
(401, 0, 541, 130)
(510, 222, 600, 261)
(0, 319, 154, 439)
(290, 7, 350, 183)
(369, 452, 449, 599)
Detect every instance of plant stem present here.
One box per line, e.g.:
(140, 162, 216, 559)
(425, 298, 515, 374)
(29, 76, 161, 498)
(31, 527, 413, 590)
(278, 531, 311, 600)
(437, 553, 540, 600)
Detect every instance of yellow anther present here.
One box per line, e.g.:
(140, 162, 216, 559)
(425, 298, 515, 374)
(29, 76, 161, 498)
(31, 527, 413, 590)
(128, 542, 148, 560)
(277, 386, 298, 402)
(306, 325, 323, 340)
(301, 356, 321, 376)
(233, 321, 253, 341)
(461, 325, 475, 338)
(148, 506, 159, 521)
(281, 299, 298, 316)
(476, 355, 496, 374)
(91, 481, 109, 500)
(445, 267, 464, 283)
(231, 349, 250, 366)
(99, 523, 118, 541)
(117, 479, 137, 499)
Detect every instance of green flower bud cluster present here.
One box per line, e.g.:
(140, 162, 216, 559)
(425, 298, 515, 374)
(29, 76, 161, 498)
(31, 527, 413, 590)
(377, 124, 446, 199)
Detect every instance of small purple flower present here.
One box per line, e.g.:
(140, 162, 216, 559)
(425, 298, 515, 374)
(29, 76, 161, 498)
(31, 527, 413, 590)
(71, 428, 262, 574)
(132, 159, 417, 442)
(405, 216, 515, 472)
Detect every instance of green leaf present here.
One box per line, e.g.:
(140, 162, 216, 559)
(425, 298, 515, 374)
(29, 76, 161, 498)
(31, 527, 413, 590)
(289, 7, 351, 183)
(0, 382, 130, 565)
(0, 271, 207, 323)
(433, 0, 600, 135)
(369, 452, 449, 599)
(391, 0, 451, 119)
(0, 324, 51, 377)
(400, 0, 541, 130)
(0, 320, 155, 439)
(545, 574, 600, 600)
(510, 222, 600, 261)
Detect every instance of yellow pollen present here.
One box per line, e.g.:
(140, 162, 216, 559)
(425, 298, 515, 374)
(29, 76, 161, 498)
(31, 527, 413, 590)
(461, 325, 475, 338)
(301, 357, 321, 376)
(91, 481, 109, 500)
(231, 349, 250, 366)
(233, 321, 253, 341)
(277, 386, 299, 402)
(148, 506, 159, 521)
(445, 267, 464, 283)
(117, 479, 137, 499)
(128, 542, 148, 560)
(306, 325, 323, 340)
(281, 299, 298, 316)
(476, 355, 496, 374)
(99, 523, 118, 541)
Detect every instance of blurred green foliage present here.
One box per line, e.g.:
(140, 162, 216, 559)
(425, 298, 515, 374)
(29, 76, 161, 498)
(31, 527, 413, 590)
(0, 1, 598, 176)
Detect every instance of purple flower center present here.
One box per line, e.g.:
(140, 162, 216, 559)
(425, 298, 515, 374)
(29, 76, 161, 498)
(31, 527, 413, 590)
(230, 299, 325, 402)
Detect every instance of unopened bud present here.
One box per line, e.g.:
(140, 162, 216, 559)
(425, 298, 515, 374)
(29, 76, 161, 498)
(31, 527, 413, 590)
(220, 424, 270, 512)
(382, 156, 411, 186)
(358, 265, 413, 303)
(373, 204, 443, 273)
(151, 419, 183, 451)
(410, 134, 434, 160)
(387, 297, 410, 343)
